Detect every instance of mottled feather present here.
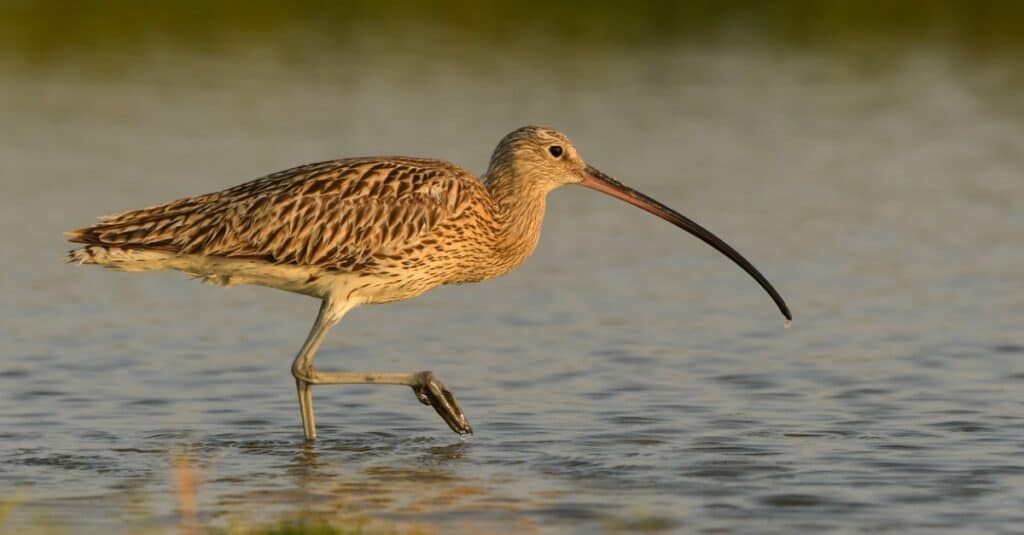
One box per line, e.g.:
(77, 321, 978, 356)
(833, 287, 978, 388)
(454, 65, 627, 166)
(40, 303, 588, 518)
(66, 126, 579, 306)
(67, 157, 495, 276)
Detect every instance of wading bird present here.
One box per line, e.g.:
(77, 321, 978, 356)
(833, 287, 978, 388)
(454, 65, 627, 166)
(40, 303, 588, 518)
(66, 126, 791, 440)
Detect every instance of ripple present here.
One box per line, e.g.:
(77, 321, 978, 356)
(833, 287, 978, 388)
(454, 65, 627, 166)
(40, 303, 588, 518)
(831, 387, 891, 400)
(928, 420, 993, 433)
(758, 493, 828, 507)
(687, 441, 781, 456)
(534, 503, 603, 521)
(23, 389, 65, 398)
(126, 398, 169, 407)
(228, 418, 276, 427)
(876, 441, 930, 451)
(17, 453, 112, 472)
(684, 460, 791, 479)
(713, 373, 777, 390)
(602, 414, 661, 426)
(581, 389, 619, 400)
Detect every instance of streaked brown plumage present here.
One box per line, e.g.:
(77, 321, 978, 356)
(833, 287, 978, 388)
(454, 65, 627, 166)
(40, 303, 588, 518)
(66, 126, 791, 440)
(69, 157, 507, 297)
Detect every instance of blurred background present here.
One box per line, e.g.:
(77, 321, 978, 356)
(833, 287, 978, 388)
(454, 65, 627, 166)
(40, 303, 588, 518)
(2, 1, 1022, 533)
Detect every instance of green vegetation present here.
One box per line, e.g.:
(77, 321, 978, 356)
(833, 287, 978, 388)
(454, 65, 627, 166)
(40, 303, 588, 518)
(216, 516, 417, 535)
(2, 0, 1023, 66)
(242, 523, 361, 535)
(0, 503, 427, 535)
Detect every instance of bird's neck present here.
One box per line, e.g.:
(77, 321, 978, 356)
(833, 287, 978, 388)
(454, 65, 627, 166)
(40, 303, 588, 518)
(482, 169, 548, 276)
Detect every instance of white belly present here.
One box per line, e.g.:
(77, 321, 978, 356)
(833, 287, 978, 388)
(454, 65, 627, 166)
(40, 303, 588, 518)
(69, 245, 441, 304)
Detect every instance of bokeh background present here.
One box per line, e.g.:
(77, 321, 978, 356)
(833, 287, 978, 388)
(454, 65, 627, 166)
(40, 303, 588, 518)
(2, 2, 1022, 533)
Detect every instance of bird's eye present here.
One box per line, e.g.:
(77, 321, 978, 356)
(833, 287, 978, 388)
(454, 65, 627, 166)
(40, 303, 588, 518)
(548, 145, 563, 158)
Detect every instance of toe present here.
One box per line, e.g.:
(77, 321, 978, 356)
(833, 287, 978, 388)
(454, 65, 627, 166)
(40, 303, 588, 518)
(415, 374, 473, 435)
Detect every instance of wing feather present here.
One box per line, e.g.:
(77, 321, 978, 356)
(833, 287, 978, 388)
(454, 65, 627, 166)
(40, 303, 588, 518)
(66, 158, 485, 272)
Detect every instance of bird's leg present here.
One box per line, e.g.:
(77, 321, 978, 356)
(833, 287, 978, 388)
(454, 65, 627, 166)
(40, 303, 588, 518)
(294, 369, 472, 435)
(296, 378, 315, 439)
(289, 298, 472, 438)
(290, 298, 349, 441)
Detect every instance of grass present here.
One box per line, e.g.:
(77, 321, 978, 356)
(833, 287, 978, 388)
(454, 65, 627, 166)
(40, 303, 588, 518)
(217, 517, 417, 535)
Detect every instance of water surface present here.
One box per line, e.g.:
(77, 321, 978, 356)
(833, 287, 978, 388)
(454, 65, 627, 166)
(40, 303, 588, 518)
(1, 40, 1023, 533)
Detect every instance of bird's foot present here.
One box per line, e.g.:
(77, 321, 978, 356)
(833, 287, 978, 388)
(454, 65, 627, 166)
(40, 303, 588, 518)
(411, 371, 473, 435)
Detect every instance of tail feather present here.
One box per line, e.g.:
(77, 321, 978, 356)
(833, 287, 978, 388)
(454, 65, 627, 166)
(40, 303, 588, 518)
(65, 200, 202, 271)
(65, 245, 173, 272)
(64, 189, 222, 249)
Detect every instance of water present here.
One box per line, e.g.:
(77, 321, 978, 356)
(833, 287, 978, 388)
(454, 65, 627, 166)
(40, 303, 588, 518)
(2, 42, 1023, 533)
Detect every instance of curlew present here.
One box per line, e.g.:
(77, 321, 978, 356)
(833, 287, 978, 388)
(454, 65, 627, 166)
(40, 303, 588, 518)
(66, 126, 791, 440)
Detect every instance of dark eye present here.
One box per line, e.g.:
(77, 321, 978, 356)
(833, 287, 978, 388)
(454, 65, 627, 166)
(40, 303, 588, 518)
(548, 145, 563, 158)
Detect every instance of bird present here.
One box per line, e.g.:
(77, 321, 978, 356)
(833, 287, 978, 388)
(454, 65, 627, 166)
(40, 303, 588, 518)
(65, 126, 791, 440)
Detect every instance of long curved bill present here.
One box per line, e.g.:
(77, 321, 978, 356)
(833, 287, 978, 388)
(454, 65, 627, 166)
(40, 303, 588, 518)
(580, 165, 792, 322)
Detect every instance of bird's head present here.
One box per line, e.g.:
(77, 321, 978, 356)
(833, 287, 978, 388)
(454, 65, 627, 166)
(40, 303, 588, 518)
(487, 125, 792, 323)
(485, 126, 588, 193)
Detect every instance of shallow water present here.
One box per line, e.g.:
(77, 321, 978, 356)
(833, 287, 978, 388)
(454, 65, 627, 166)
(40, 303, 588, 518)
(2, 43, 1023, 533)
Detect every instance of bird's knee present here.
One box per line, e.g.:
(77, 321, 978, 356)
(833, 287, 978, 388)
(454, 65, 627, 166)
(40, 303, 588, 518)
(292, 365, 317, 384)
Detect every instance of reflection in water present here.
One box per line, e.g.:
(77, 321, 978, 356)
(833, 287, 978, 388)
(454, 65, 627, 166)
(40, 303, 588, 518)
(288, 443, 324, 490)
(193, 434, 552, 532)
(1, 21, 1023, 533)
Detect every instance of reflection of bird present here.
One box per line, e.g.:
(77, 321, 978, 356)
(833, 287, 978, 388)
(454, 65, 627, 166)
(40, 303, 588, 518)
(66, 126, 791, 440)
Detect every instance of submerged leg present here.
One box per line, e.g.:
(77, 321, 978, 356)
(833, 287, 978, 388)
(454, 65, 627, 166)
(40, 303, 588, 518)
(290, 298, 351, 441)
(290, 298, 472, 440)
(296, 378, 315, 439)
